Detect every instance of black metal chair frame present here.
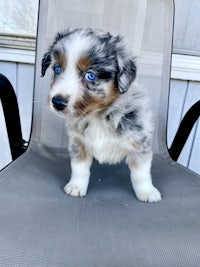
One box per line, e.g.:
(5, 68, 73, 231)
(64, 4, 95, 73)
(0, 73, 28, 160)
(168, 100, 200, 161)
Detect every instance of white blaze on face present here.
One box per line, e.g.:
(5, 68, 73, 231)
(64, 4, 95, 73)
(49, 32, 95, 113)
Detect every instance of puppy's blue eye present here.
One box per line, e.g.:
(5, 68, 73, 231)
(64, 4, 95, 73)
(54, 66, 61, 75)
(85, 72, 96, 82)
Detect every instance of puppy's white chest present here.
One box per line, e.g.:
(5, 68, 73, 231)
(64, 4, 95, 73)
(83, 118, 126, 164)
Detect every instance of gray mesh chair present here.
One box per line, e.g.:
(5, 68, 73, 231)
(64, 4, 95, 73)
(1, 1, 200, 266)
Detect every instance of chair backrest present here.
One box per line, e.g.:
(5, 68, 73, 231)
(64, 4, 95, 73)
(31, 0, 174, 158)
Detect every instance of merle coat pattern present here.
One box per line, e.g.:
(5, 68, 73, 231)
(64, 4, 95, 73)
(41, 28, 161, 202)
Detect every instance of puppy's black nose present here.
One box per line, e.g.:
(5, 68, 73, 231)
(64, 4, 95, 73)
(52, 97, 68, 111)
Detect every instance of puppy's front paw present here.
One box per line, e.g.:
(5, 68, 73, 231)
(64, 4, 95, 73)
(134, 184, 161, 203)
(64, 182, 87, 197)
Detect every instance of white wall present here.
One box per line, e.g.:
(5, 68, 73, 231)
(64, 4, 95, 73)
(0, 0, 38, 37)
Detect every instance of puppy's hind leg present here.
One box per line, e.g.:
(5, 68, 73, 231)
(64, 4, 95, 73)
(126, 153, 161, 203)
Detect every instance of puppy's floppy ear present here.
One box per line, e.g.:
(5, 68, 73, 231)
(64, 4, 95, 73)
(115, 36, 137, 94)
(117, 58, 137, 94)
(41, 30, 72, 77)
(41, 50, 51, 77)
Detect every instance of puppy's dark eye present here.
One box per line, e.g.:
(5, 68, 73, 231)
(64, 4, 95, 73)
(98, 72, 113, 80)
(54, 66, 61, 75)
(84, 71, 96, 82)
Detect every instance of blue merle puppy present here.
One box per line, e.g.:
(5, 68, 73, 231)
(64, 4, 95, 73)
(41, 28, 161, 202)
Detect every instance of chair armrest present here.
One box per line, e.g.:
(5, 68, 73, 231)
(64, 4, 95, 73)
(169, 101, 200, 161)
(0, 73, 28, 160)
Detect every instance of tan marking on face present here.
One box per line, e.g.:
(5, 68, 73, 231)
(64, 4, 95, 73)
(53, 48, 67, 70)
(73, 80, 119, 116)
(77, 56, 91, 72)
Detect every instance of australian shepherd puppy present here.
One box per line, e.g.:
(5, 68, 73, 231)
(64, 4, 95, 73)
(41, 28, 161, 202)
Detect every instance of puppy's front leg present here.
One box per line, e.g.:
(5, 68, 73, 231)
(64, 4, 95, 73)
(64, 138, 92, 197)
(127, 153, 161, 203)
(64, 157, 92, 197)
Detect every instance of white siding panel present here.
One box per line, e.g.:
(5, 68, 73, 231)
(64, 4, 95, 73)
(168, 80, 200, 174)
(178, 81, 200, 167)
(0, 62, 17, 92)
(0, 61, 34, 169)
(0, 48, 36, 64)
(167, 79, 188, 147)
(17, 64, 34, 141)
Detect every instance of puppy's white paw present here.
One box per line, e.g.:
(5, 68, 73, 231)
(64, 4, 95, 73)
(64, 182, 87, 197)
(134, 184, 161, 203)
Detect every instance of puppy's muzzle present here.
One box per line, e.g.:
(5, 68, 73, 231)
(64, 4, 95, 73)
(52, 96, 68, 111)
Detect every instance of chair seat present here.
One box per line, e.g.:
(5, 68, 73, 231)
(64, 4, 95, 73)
(0, 150, 200, 266)
(1, 1, 199, 266)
